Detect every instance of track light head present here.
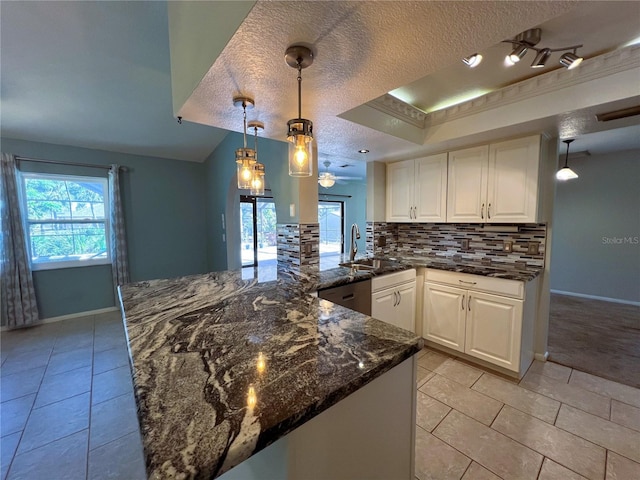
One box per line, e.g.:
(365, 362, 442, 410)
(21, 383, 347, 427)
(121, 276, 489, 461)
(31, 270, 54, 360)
(462, 53, 483, 68)
(531, 48, 551, 68)
(559, 51, 583, 69)
(508, 44, 528, 63)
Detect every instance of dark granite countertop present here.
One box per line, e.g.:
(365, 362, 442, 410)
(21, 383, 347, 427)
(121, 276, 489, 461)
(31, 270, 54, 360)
(119, 269, 423, 479)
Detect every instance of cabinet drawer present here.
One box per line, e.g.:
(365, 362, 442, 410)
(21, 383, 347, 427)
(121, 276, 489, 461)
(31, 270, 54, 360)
(425, 269, 524, 299)
(372, 269, 416, 292)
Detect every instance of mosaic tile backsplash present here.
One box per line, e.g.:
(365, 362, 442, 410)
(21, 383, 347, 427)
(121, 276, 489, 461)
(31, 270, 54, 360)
(367, 222, 546, 268)
(277, 223, 320, 268)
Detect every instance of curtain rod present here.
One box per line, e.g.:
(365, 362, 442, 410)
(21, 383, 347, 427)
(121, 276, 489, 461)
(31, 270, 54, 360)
(15, 156, 127, 171)
(320, 193, 352, 198)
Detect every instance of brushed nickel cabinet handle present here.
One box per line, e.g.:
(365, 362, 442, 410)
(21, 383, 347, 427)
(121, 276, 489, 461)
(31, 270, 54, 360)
(481, 203, 485, 220)
(468, 296, 471, 311)
(459, 280, 477, 285)
(488, 203, 491, 219)
(461, 295, 465, 310)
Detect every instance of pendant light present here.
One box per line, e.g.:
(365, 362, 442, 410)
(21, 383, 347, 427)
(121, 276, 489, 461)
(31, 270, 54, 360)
(556, 139, 579, 181)
(248, 120, 266, 196)
(285, 45, 314, 177)
(318, 160, 336, 188)
(234, 96, 256, 189)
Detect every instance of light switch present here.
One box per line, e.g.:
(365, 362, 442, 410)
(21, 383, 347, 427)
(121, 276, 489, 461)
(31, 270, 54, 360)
(290, 204, 295, 217)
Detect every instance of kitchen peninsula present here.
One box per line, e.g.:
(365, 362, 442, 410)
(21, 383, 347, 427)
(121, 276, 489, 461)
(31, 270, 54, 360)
(118, 265, 423, 479)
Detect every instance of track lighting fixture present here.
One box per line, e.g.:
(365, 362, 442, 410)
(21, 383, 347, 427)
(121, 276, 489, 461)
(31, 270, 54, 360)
(464, 28, 584, 70)
(285, 44, 314, 177)
(462, 53, 483, 68)
(556, 139, 579, 181)
(233, 96, 257, 189)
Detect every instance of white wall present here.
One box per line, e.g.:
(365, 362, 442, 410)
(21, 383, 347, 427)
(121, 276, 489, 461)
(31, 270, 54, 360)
(550, 149, 640, 303)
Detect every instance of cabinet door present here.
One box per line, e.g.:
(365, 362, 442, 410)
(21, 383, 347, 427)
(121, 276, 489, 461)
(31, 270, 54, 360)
(395, 283, 416, 332)
(386, 160, 415, 222)
(446, 146, 489, 222)
(465, 292, 523, 372)
(415, 153, 448, 222)
(423, 283, 466, 353)
(487, 136, 541, 223)
(373, 284, 416, 332)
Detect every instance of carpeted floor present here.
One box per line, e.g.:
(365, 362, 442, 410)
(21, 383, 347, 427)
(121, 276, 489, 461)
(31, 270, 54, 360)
(548, 293, 640, 388)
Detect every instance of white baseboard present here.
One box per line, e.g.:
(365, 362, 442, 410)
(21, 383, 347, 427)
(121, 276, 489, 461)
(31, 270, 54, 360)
(551, 289, 640, 307)
(1, 306, 119, 331)
(534, 352, 549, 362)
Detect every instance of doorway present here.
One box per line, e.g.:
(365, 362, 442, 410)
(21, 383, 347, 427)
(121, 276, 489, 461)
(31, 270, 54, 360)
(318, 200, 344, 258)
(240, 195, 277, 267)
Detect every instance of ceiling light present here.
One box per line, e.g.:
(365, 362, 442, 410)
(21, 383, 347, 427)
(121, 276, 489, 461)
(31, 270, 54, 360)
(318, 160, 336, 188)
(233, 96, 256, 189)
(531, 48, 551, 68)
(556, 139, 579, 181)
(358, 149, 369, 154)
(508, 44, 528, 64)
(462, 53, 483, 68)
(559, 51, 583, 69)
(285, 45, 314, 177)
(248, 121, 266, 196)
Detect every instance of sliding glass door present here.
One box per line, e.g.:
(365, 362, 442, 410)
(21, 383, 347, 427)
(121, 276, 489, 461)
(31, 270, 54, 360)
(318, 200, 344, 256)
(240, 195, 277, 267)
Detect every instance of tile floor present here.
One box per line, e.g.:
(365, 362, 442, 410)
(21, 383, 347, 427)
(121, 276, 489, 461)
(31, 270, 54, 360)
(2, 313, 639, 480)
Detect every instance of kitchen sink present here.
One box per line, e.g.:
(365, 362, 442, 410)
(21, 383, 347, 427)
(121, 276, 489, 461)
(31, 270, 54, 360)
(339, 258, 398, 270)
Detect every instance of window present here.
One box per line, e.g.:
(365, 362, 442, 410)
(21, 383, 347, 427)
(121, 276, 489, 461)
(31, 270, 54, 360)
(318, 200, 344, 256)
(20, 173, 110, 270)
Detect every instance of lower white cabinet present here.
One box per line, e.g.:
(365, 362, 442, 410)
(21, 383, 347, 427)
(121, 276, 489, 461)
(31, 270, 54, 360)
(372, 270, 416, 333)
(423, 269, 536, 376)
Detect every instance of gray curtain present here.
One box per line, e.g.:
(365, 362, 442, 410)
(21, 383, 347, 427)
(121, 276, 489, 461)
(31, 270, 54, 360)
(109, 165, 129, 292)
(0, 153, 39, 328)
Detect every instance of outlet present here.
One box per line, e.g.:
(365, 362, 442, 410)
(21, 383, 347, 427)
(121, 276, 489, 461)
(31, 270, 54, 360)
(461, 239, 470, 250)
(527, 241, 540, 255)
(378, 236, 387, 247)
(504, 241, 513, 253)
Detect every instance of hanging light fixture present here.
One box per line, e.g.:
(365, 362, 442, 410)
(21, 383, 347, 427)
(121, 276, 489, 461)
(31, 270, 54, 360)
(285, 45, 314, 177)
(318, 160, 336, 188)
(233, 96, 256, 189)
(556, 139, 579, 181)
(248, 120, 266, 196)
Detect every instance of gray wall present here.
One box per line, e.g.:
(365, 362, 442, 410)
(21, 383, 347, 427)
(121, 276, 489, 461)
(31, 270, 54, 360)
(1, 138, 209, 320)
(550, 148, 640, 303)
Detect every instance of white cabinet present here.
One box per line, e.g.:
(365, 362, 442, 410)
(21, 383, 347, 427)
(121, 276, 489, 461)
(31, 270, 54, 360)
(372, 269, 416, 333)
(423, 269, 536, 375)
(447, 135, 541, 223)
(386, 154, 447, 222)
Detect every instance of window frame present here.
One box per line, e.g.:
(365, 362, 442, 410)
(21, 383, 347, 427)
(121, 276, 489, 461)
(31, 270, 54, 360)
(19, 171, 111, 271)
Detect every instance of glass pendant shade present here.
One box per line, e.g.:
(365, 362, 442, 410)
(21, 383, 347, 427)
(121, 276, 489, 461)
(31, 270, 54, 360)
(250, 163, 265, 196)
(318, 173, 335, 188)
(556, 167, 578, 181)
(287, 119, 313, 177)
(236, 147, 256, 189)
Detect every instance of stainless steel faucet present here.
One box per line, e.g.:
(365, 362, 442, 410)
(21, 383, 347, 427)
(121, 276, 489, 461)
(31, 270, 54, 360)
(349, 223, 360, 261)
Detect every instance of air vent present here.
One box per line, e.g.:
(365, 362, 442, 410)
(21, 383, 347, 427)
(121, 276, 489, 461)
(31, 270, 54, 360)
(596, 105, 640, 122)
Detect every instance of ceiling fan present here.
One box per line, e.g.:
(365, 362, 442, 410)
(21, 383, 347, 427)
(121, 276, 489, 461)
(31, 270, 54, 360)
(318, 161, 362, 188)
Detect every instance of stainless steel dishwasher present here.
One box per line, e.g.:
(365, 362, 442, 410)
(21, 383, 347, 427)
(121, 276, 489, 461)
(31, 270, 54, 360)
(317, 279, 372, 316)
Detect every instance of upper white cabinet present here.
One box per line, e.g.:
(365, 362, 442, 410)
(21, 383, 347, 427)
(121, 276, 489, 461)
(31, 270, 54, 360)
(386, 154, 447, 222)
(447, 135, 542, 223)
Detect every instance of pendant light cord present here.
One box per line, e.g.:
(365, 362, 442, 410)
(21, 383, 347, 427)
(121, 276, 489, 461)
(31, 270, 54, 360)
(297, 62, 302, 119)
(242, 102, 248, 149)
(563, 139, 574, 168)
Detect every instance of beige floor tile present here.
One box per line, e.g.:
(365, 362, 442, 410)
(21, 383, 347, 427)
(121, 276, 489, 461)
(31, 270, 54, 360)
(520, 371, 610, 419)
(606, 451, 640, 480)
(420, 375, 503, 426)
(418, 351, 450, 371)
(417, 367, 435, 387)
(569, 370, 640, 408)
(417, 347, 429, 359)
(555, 404, 640, 463)
(415, 426, 471, 480)
(461, 462, 501, 480)
(493, 406, 605, 480)
(527, 360, 572, 383)
(416, 391, 451, 433)
(538, 458, 587, 480)
(472, 373, 560, 424)
(610, 399, 640, 432)
(433, 410, 543, 480)
(434, 359, 483, 387)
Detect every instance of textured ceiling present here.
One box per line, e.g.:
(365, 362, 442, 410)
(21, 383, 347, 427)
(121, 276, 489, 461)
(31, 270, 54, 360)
(178, 1, 578, 166)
